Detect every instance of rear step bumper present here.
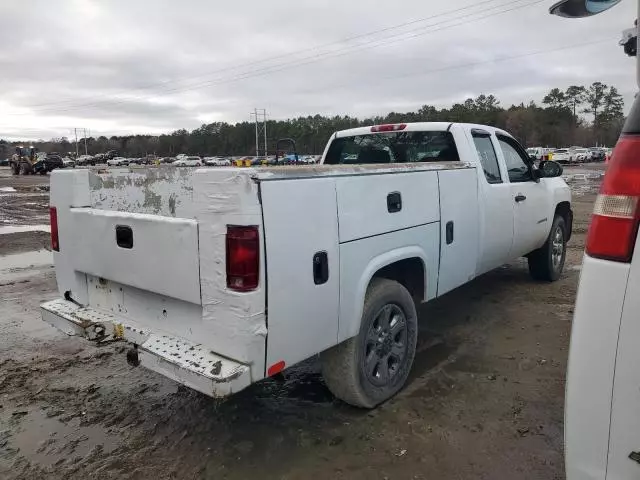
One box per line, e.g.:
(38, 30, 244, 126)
(41, 299, 252, 398)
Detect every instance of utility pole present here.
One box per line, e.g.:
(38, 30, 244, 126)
(263, 112, 267, 158)
(74, 128, 79, 158)
(83, 128, 88, 155)
(254, 109, 259, 157)
(250, 109, 267, 157)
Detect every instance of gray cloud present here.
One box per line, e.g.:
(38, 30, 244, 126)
(0, 0, 635, 139)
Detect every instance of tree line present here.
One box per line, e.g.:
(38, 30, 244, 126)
(0, 81, 625, 159)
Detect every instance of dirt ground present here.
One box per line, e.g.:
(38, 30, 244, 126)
(0, 165, 602, 479)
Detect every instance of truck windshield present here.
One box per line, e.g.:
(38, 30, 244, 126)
(324, 131, 459, 165)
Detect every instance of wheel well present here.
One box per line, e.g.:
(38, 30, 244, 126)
(372, 257, 425, 303)
(555, 201, 572, 240)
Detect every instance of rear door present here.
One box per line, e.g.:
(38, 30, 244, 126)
(467, 129, 514, 274)
(496, 135, 551, 257)
(260, 177, 340, 372)
(436, 168, 479, 295)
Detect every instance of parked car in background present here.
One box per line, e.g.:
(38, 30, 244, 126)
(76, 155, 95, 166)
(571, 148, 589, 163)
(173, 156, 202, 167)
(587, 147, 605, 162)
(551, 148, 571, 164)
(62, 157, 76, 168)
(158, 157, 175, 164)
(527, 146, 545, 160)
(106, 157, 129, 167)
(204, 157, 232, 166)
(33, 153, 64, 175)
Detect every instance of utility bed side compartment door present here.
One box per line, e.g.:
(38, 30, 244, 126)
(260, 178, 340, 372)
(336, 171, 440, 242)
(436, 169, 479, 296)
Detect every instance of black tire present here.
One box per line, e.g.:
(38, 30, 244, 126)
(10, 163, 19, 175)
(528, 215, 567, 282)
(19, 163, 28, 175)
(321, 278, 418, 408)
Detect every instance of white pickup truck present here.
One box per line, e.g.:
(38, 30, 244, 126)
(41, 122, 572, 407)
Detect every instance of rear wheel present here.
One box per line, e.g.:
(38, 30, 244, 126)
(19, 162, 29, 175)
(10, 163, 19, 175)
(321, 278, 417, 408)
(528, 215, 566, 281)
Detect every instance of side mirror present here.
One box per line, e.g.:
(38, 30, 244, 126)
(549, 0, 622, 18)
(538, 160, 563, 178)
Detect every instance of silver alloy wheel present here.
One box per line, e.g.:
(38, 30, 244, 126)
(364, 304, 407, 386)
(551, 225, 564, 270)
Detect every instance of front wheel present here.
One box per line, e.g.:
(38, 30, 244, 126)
(528, 215, 566, 282)
(321, 278, 418, 408)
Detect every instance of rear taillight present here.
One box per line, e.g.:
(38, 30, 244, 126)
(370, 123, 406, 132)
(226, 225, 259, 291)
(49, 206, 59, 252)
(586, 135, 640, 262)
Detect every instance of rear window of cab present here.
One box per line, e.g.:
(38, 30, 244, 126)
(324, 131, 459, 165)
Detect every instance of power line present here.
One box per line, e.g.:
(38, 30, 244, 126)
(19, 0, 515, 110)
(9, 0, 542, 116)
(292, 37, 617, 95)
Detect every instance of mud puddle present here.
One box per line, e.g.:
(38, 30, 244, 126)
(7, 409, 120, 467)
(0, 250, 53, 283)
(0, 225, 50, 235)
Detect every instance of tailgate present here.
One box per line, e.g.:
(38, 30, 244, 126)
(68, 208, 200, 304)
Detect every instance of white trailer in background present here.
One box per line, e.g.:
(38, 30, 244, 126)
(41, 122, 571, 407)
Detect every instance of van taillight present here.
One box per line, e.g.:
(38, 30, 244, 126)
(586, 135, 640, 262)
(226, 225, 259, 291)
(50, 206, 59, 252)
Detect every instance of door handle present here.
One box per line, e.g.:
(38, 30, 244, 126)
(313, 251, 329, 285)
(115, 225, 133, 249)
(445, 221, 454, 245)
(387, 191, 402, 213)
(515, 194, 527, 203)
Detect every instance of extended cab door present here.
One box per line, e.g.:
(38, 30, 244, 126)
(495, 135, 551, 257)
(467, 128, 514, 275)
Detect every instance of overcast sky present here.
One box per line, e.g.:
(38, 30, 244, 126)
(0, 0, 635, 140)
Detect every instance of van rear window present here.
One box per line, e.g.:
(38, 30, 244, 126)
(324, 131, 459, 165)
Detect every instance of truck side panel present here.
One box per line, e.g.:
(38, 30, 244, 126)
(260, 178, 340, 373)
(436, 169, 479, 296)
(338, 223, 440, 343)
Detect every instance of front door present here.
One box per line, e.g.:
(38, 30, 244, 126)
(496, 135, 550, 257)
